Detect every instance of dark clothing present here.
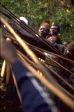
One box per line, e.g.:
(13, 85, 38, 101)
(11, 60, 59, 112)
(47, 36, 62, 45)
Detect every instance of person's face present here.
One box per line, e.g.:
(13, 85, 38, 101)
(50, 25, 59, 35)
(38, 25, 49, 38)
(64, 46, 74, 60)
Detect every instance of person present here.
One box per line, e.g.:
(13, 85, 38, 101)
(47, 23, 62, 44)
(45, 41, 74, 87)
(45, 23, 65, 53)
(64, 41, 74, 86)
(64, 41, 74, 61)
(38, 21, 65, 53)
(38, 20, 50, 39)
(0, 36, 59, 112)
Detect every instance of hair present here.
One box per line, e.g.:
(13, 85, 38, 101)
(39, 20, 50, 29)
(51, 23, 60, 32)
(64, 41, 74, 60)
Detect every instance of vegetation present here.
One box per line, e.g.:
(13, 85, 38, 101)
(0, 1, 74, 112)
(0, 0, 74, 42)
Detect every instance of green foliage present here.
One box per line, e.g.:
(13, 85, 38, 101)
(0, 0, 74, 42)
(51, 8, 74, 42)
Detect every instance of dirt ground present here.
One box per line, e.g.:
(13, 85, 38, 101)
(0, 78, 21, 112)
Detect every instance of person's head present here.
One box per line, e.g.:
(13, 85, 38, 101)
(64, 41, 74, 60)
(38, 21, 50, 39)
(50, 24, 60, 35)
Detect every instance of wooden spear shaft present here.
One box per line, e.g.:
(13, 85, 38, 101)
(1, 60, 6, 78)
(17, 52, 74, 110)
(1, 16, 74, 109)
(0, 16, 57, 86)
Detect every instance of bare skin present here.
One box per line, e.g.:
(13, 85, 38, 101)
(0, 36, 18, 63)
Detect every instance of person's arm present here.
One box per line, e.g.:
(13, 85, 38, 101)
(0, 37, 59, 112)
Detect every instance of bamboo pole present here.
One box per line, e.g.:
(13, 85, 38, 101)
(1, 16, 74, 109)
(12, 72, 22, 102)
(1, 60, 6, 78)
(0, 16, 57, 86)
(5, 62, 11, 84)
(17, 50, 74, 99)
(17, 52, 74, 110)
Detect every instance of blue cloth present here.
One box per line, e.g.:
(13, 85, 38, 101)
(11, 60, 59, 112)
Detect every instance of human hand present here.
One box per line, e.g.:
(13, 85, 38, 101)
(0, 36, 18, 63)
